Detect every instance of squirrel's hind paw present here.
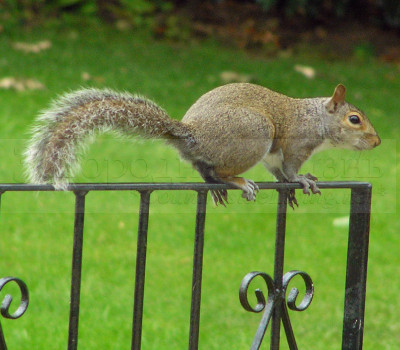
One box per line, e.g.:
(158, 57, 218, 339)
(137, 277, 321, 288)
(287, 189, 299, 210)
(210, 189, 228, 207)
(210, 176, 259, 205)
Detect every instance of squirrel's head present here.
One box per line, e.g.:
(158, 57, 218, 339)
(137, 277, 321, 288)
(324, 84, 381, 150)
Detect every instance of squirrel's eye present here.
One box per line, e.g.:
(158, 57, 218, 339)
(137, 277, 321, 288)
(348, 115, 361, 124)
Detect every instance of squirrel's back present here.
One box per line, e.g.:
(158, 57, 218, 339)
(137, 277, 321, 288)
(182, 83, 293, 124)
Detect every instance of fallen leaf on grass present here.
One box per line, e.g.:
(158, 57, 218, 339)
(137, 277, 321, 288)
(294, 65, 316, 79)
(12, 40, 52, 53)
(81, 72, 91, 81)
(116, 19, 132, 31)
(0, 77, 45, 91)
(118, 221, 125, 229)
(332, 216, 349, 227)
(220, 71, 256, 84)
(80, 72, 105, 84)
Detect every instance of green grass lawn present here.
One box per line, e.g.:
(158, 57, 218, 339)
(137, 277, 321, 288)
(0, 20, 399, 349)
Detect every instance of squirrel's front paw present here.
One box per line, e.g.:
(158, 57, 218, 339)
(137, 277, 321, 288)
(285, 173, 320, 209)
(296, 173, 321, 195)
(241, 179, 259, 201)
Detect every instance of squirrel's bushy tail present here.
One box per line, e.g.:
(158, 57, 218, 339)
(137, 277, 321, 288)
(25, 88, 188, 189)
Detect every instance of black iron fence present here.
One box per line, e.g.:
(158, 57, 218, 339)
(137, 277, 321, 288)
(0, 181, 372, 350)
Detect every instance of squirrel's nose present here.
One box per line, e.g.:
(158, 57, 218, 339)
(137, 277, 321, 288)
(373, 135, 381, 147)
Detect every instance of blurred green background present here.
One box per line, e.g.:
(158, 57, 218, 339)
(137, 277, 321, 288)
(0, 1, 399, 349)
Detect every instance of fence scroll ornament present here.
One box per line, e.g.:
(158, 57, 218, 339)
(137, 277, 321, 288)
(0, 277, 29, 350)
(239, 270, 314, 350)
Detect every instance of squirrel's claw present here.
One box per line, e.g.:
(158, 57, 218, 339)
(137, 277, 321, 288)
(210, 189, 228, 207)
(292, 173, 321, 201)
(304, 173, 318, 182)
(241, 179, 259, 201)
(285, 173, 320, 209)
(220, 189, 229, 202)
(287, 189, 299, 210)
(303, 173, 321, 194)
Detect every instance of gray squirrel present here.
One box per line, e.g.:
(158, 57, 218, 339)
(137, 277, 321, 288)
(25, 83, 381, 207)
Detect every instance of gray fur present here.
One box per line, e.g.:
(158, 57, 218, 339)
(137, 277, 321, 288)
(24, 88, 183, 189)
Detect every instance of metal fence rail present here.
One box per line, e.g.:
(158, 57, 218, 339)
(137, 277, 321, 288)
(0, 181, 372, 350)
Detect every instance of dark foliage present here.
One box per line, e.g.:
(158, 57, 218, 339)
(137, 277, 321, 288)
(1, 0, 399, 30)
(254, 0, 400, 28)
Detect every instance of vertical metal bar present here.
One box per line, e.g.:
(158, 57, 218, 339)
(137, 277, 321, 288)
(188, 190, 207, 350)
(0, 192, 3, 349)
(342, 185, 372, 350)
(0, 191, 3, 221)
(280, 304, 298, 350)
(68, 191, 87, 350)
(131, 191, 151, 350)
(0, 323, 7, 350)
(270, 189, 288, 350)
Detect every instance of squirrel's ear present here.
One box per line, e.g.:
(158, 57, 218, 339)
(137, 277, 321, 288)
(326, 84, 346, 113)
(332, 84, 346, 103)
